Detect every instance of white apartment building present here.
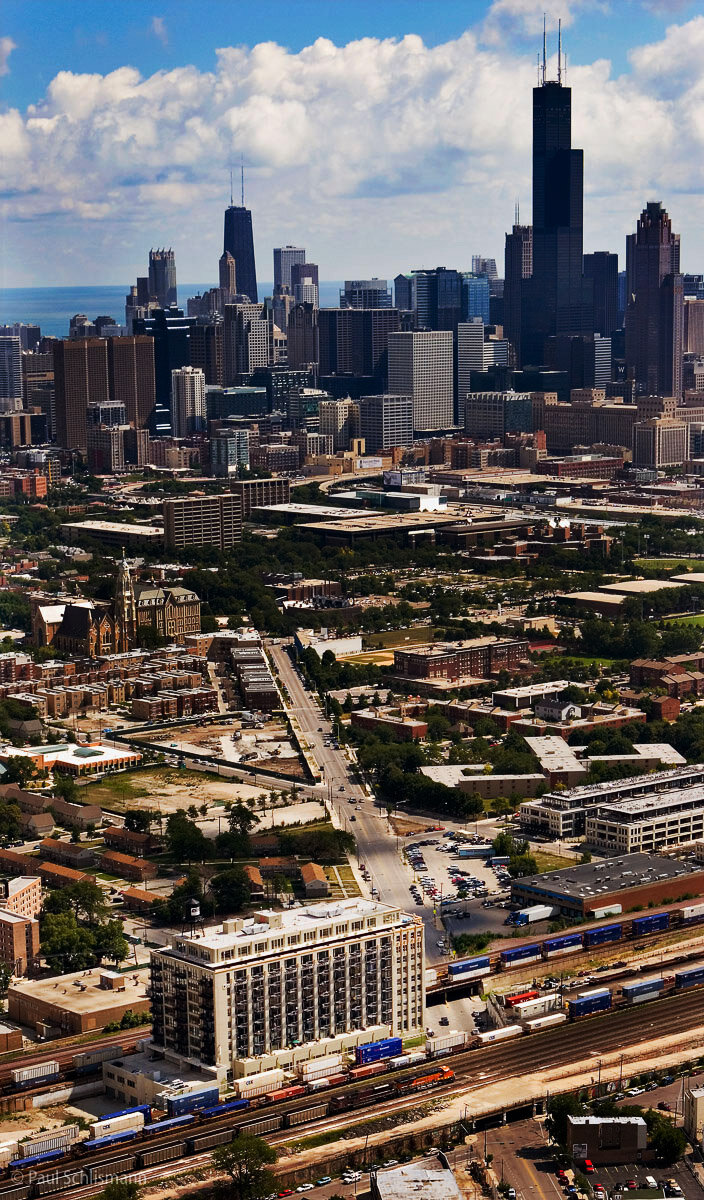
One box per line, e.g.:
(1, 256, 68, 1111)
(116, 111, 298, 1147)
(387, 330, 453, 432)
(150, 900, 425, 1078)
(586, 786, 704, 853)
(171, 366, 205, 437)
(318, 398, 360, 451)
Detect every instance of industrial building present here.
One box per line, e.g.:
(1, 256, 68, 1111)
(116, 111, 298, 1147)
(150, 900, 425, 1079)
(8, 967, 150, 1036)
(566, 1116, 647, 1166)
(371, 1162, 462, 1200)
(509, 853, 704, 918)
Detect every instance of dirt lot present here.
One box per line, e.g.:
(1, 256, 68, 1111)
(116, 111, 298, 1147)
(141, 718, 305, 777)
(81, 766, 306, 817)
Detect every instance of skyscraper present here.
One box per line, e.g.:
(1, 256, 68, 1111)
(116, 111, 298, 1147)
(53, 338, 109, 450)
(273, 246, 306, 291)
(133, 308, 194, 435)
(387, 330, 454, 431)
(583, 251, 619, 337)
(224, 204, 258, 302)
(0, 336, 22, 413)
(625, 202, 683, 397)
(218, 252, 237, 299)
(472, 255, 498, 281)
(456, 321, 487, 423)
(504, 221, 533, 362)
(148, 249, 177, 308)
(107, 336, 156, 430)
(291, 262, 319, 306)
(462, 273, 491, 324)
(340, 280, 393, 309)
(287, 304, 320, 371)
(171, 366, 206, 437)
(318, 309, 400, 379)
(358, 394, 413, 452)
(521, 62, 592, 364)
(223, 304, 269, 383)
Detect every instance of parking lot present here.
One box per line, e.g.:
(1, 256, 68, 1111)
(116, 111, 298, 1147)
(403, 833, 511, 952)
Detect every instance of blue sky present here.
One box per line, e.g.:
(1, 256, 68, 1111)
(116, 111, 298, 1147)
(2, 0, 704, 286)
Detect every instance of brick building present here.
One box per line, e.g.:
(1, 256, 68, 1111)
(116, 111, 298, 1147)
(393, 637, 528, 682)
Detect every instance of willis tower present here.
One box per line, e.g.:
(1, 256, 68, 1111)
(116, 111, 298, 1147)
(223, 167, 258, 302)
(521, 34, 592, 365)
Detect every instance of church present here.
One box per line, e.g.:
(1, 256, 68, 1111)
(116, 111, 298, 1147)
(32, 559, 201, 657)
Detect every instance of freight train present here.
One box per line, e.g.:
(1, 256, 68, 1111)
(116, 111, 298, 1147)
(435, 903, 704, 988)
(4, 1041, 137, 1095)
(567, 962, 704, 1020)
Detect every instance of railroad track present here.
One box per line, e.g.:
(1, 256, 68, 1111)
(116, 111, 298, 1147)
(6, 989, 704, 1198)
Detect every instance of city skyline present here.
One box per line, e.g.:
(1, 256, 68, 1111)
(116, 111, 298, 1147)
(3, 1, 704, 287)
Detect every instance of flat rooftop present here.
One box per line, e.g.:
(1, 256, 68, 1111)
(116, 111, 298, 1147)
(251, 503, 376, 520)
(525, 735, 583, 773)
(9, 967, 149, 1013)
(595, 783, 704, 820)
(59, 520, 163, 537)
(373, 1164, 462, 1200)
(542, 764, 704, 805)
(600, 579, 685, 595)
(561, 590, 626, 606)
(517, 853, 696, 900)
(305, 511, 462, 534)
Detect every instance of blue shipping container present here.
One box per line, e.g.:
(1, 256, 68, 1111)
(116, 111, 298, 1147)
(543, 933, 582, 952)
(355, 1037, 403, 1065)
(166, 1088, 220, 1118)
(568, 989, 611, 1019)
(622, 977, 664, 997)
(201, 1098, 251, 1120)
(448, 956, 490, 977)
(9, 1149, 64, 1170)
(98, 1104, 152, 1125)
(632, 912, 670, 936)
(500, 943, 541, 965)
(675, 965, 704, 989)
(584, 923, 622, 947)
(143, 1115, 196, 1134)
(83, 1130, 138, 1152)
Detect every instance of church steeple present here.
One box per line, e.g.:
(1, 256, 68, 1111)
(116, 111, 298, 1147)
(114, 551, 137, 651)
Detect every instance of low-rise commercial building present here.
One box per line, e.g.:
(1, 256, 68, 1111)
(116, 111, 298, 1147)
(510, 852, 704, 918)
(566, 1116, 647, 1166)
(8, 966, 150, 1036)
(586, 785, 704, 853)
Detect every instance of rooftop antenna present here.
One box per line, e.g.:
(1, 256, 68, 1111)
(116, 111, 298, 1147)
(229, 168, 233, 207)
(241, 155, 245, 207)
(536, 50, 541, 85)
(515, 198, 520, 226)
(558, 18, 562, 85)
(542, 12, 549, 84)
(564, 51, 567, 84)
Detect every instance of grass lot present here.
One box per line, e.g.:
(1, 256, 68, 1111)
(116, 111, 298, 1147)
(634, 557, 704, 571)
(533, 851, 574, 872)
(563, 655, 621, 668)
(664, 614, 704, 627)
(363, 625, 437, 649)
(80, 766, 216, 808)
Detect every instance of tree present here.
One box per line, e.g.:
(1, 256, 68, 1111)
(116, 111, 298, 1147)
(648, 1114, 686, 1165)
(99, 1181, 140, 1200)
(545, 1094, 585, 1146)
(41, 911, 96, 973)
(165, 813, 209, 861)
(228, 803, 258, 839)
(93, 919, 129, 966)
(124, 810, 151, 834)
(52, 772, 78, 803)
(212, 1133, 277, 1200)
(3, 755, 36, 789)
(209, 867, 251, 915)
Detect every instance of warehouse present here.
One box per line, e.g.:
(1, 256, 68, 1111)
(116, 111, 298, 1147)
(510, 853, 704, 918)
(8, 966, 150, 1036)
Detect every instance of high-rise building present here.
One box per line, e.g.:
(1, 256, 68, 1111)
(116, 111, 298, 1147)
(583, 251, 619, 337)
(163, 494, 243, 551)
(394, 274, 414, 311)
(633, 416, 687, 468)
(53, 338, 109, 450)
(318, 309, 400, 379)
(190, 321, 224, 387)
(472, 255, 498, 280)
(318, 398, 360, 451)
(685, 299, 704, 356)
(464, 391, 533, 440)
(0, 324, 41, 352)
(133, 308, 195, 434)
(230, 477, 291, 518)
(358, 393, 413, 452)
(148, 249, 177, 308)
(218, 252, 237, 300)
(149, 900, 425, 1075)
(107, 336, 156, 430)
(456, 321, 487, 423)
(462, 273, 491, 324)
(625, 202, 683, 397)
(210, 429, 250, 476)
(224, 204, 257, 302)
(521, 68, 592, 364)
(504, 222, 533, 362)
(86, 400, 128, 474)
(0, 337, 22, 414)
(171, 366, 206, 437)
(287, 304, 320, 371)
(223, 304, 270, 383)
(387, 330, 454, 431)
(340, 280, 392, 309)
(274, 246, 306, 291)
(22, 352, 55, 439)
(291, 263, 319, 307)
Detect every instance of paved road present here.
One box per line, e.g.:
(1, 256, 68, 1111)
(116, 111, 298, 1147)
(485, 1118, 563, 1200)
(267, 640, 446, 966)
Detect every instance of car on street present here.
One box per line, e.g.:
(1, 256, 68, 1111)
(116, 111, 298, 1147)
(658, 1101, 672, 1111)
(297, 1186, 314, 1193)
(315, 1178, 332, 1187)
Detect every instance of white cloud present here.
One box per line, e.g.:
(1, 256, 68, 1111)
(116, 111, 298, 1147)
(150, 17, 168, 46)
(4, 16, 704, 286)
(0, 35, 16, 76)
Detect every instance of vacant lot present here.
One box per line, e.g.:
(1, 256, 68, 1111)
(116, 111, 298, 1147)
(363, 625, 436, 649)
(80, 766, 286, 816)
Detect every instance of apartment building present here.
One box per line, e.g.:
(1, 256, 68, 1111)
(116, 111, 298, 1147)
(393, 637, 528, 683)
(163, 495, 243, 551)
(0, 876, 41, 919)
(230, 477, 291, 519)
(150, 900, 425, 1078)
(0, 910, 39, 975)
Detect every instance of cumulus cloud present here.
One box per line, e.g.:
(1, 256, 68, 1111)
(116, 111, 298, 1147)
(4, 15, 704, 285)
(150, 17, 168, 46)
(0, 35, 16, 76)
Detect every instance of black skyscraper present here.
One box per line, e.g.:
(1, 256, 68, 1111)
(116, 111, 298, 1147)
(133, 307, 194, 435)
(583, 251, 619, 337)
(223, 206, 258, 303)
(522, 68, 592, 365)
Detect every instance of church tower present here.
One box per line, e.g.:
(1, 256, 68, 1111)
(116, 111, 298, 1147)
(114, 553, 137, 651)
